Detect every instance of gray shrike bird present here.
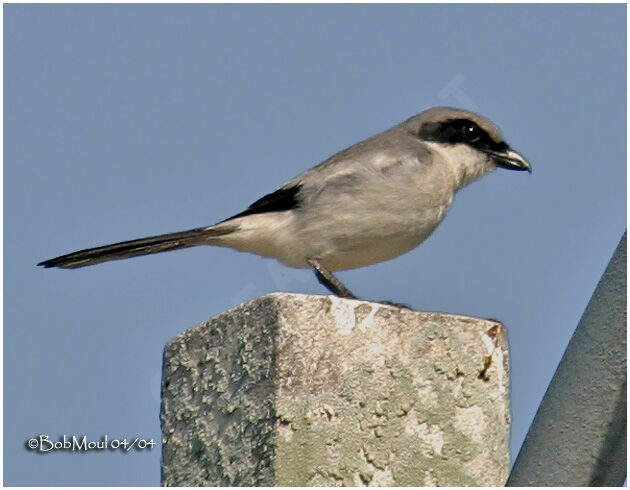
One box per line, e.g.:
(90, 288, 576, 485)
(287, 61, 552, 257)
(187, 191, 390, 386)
(39, 107, 531, 299)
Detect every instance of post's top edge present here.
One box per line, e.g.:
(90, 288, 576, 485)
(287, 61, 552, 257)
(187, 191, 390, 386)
(165, 292, 505, 347)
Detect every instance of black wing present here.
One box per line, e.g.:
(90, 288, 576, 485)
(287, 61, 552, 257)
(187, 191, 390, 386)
(224, 183, 302, 221)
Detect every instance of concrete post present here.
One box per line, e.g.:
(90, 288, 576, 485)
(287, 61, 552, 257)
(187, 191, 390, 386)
(161, 293, 510, 486)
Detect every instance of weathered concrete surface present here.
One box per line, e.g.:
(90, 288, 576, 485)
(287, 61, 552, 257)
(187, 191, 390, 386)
(161, 293, 510, 486)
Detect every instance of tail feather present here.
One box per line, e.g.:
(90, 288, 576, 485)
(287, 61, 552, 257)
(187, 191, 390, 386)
(38, 225, 237, 269)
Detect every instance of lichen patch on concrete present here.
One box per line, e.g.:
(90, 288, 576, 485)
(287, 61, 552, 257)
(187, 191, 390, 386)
(329, 296, 380, 335)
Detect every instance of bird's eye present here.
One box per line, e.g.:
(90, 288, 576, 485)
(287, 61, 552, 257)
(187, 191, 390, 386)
(462, 123, 481, 143)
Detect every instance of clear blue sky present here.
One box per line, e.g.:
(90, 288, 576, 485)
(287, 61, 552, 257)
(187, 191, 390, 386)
(4, 4, 626, 485)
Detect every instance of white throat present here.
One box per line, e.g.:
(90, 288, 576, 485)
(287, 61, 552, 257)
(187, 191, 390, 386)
(424, 141, 494, 190)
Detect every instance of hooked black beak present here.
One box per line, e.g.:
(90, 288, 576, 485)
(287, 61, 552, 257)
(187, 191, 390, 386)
(484, 149, 532, 173)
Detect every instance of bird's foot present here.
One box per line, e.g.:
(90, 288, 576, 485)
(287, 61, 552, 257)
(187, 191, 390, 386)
(378, 300, 412, 310)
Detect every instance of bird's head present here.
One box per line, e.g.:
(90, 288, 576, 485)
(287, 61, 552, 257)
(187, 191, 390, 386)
(405, 107, 531, 188)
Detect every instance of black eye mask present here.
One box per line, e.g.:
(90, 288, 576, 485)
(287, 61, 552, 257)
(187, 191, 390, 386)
(418, 118, 509, 153)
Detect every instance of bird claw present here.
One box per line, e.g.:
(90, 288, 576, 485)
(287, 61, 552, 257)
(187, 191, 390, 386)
(378, 300, 412, 310)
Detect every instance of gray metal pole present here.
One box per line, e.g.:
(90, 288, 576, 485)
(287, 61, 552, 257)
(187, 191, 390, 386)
(507, 231, 627, 486)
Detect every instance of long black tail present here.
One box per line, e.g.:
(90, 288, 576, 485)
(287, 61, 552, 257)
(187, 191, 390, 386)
(38, 225, 235, 269)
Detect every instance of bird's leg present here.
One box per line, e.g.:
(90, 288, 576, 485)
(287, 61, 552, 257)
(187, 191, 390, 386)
(307, 258, 356, 299)
(307, 259, 411, 308)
